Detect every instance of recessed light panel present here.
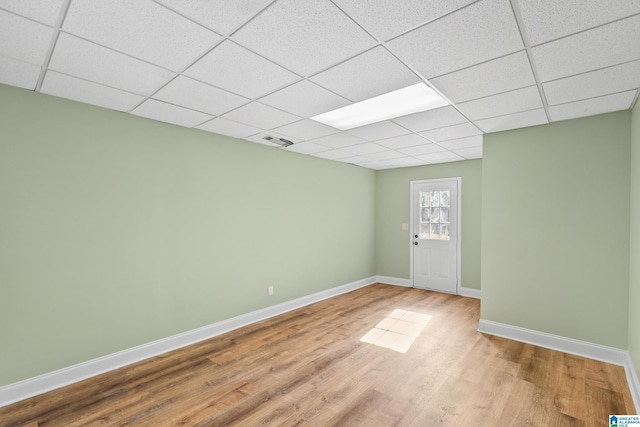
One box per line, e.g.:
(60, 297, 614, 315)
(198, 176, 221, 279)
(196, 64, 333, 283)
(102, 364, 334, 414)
(310, 83, 448, 131)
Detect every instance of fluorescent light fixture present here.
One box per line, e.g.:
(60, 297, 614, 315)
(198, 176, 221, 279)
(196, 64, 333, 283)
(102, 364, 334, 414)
(311, 83, 449, 130)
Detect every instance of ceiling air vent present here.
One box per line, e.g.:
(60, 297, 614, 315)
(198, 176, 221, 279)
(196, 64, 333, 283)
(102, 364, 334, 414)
(262, 136, 293, 147)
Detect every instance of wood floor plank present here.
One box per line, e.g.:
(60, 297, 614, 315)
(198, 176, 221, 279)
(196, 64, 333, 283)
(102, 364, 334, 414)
(0, 284, 634, 426)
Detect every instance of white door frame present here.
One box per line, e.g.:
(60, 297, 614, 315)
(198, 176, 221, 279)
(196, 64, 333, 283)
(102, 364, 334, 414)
(409, 177, 462, 293)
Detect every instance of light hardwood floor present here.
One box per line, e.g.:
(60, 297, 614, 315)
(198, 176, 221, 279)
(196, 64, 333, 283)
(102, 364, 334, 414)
(0, 284, 635, 426)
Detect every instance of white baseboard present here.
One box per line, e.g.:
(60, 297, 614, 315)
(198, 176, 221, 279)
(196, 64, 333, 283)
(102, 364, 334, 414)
(375, 276, 481, 300)
(478, 319, 640, 410)
(459, 287, 481, 299)
(375, 275, 412, 287)
(0, 276, 377, 408)
(624, 352, 640, 412)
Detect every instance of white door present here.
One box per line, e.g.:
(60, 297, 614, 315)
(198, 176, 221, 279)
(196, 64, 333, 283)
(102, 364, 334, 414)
(411, 179, 459, 293)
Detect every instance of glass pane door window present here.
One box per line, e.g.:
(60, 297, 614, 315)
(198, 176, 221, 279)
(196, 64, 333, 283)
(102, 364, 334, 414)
(419, 190, 450, 240)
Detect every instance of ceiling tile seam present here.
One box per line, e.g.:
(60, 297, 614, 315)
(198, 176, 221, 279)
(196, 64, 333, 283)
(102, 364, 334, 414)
(0, 6, 57, 27)
(546, 89, 640, 108)
(539, 59, 640, 85)
(303, 45, 396, 99)
(469, 105, 545, 122)
(381, 0, 484, 44)
(427, 47, 529, 82)
(380, 43, 484, 134)
(254, 78, 352, 108)
(148, 0, 309, 83)
(345, 141, 389, 151)
(55, 30, 180, 73)
(455, 84, 540, 105)
(149, 0, 222, 36)
(526, 11, 640, 49)
(34, 0, 73, 92)
(225, 0, 280, 38)
(134, 96, 240, 125)
(150, 0, 279, 39)
(194, 115, 268, 136)
(121, 2, 307, 116)
(38, 69, 153, 98)
(631, 90, 640, 109)
(226, 101, 305, 128)
(153, 72, 253, 104)
(326, 0, 381, 43)
(303, 44, 387, 83)
(386, 120, 438, 143)
(508, 0, 552, 123)
(426, 139, 467, 153)
(125, 36, 229, 114)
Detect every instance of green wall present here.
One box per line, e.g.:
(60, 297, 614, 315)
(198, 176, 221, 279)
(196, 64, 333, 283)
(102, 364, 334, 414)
(481, 111, 631, 348)
(374, 160, 482, 289)
(0, 84, 375, 386)
(629, 104, 640, 376)
(3, 78, 638, 391)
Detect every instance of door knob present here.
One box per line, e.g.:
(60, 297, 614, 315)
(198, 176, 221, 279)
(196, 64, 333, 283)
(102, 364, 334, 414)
(414, 242, 418, 245)
(414, 234, 418, 238)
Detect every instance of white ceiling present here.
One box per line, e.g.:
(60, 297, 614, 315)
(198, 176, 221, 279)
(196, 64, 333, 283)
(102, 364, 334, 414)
(1, 0, 639, 170)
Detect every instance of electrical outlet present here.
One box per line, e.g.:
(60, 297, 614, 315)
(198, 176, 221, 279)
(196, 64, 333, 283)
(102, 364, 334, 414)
(268, 286, 274, 296)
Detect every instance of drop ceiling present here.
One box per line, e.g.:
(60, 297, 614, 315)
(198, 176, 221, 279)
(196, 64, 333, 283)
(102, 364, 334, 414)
(1, 0, 639, 170)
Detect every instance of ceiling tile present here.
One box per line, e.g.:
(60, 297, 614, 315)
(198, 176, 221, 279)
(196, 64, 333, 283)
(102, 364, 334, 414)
(259, 80, 351, 117)
(548, 91, 637, 122)
(457, 86, 543, 120)
(0, 55, 40, 89)
(543, 60, 640, 106)
(0, 0, 65, 26)
(63, 0, 220, 71)
(532, 15, 640, 82)
(392, 106, 468, 132)
(398, 144, 446, 156)
(475, 108, 548, 133)
(310, 46, 419, 102)
(516, 0, 640, 46)
(41, 71, 145, 111)
(357, 160, 395, 169)
(153, 76, 249, 116)
(438, 135, 483, 150)
(431, 51, 536, 103)
(347, 120, 411, 141)
(365, 150, 408, 161)
(453, 146, 483, 159)
(154, 0, 273, 34)
(244, 131, 299, 146)
(416, 151, 465, 163)
(337, 155, 372, 164)
(386, 0, 523, 79)
(389, 157, 427, 167)
(341, 143, 388, 156)
(132, 99, 213, 128)
(196, 117, 262, 139)
(221, 102, 300, 130)
(49, 33, 175, 96)
(184, 40, 298, 99)
(0, 10, 53, 65)
(285, 142, 331, 155)
(273, 119, 339, 140)
(312, 149, 353, 160)
(332, 0, 476, 41)
(231, 0, 376, 76)
(376, 134, 431, 149)
(311, 132, 366, 149)
(419, 122, 482, 142)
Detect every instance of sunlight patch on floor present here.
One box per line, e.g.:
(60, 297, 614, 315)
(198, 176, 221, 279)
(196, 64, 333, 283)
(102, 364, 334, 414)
(360, 308, 432, 353)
